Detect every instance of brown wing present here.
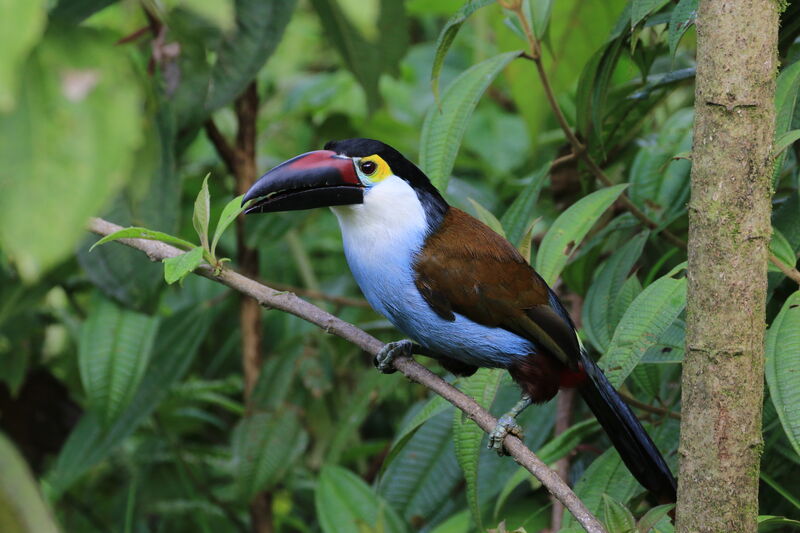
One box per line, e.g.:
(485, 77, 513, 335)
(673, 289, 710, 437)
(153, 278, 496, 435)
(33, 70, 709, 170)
(413, 208, 581, 368)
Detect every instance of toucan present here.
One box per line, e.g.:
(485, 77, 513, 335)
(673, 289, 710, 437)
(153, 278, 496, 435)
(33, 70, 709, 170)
(243, 138, 677, 503)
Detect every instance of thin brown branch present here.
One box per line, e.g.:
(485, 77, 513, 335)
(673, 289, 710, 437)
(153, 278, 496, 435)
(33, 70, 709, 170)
(769, 252, 800, 286)
(86, 216, 607, 533)
(264, 280, 371, 308)
(551, 388, 576, 531)
(509, 6, 687, 250)
(619, 391, 681, 421)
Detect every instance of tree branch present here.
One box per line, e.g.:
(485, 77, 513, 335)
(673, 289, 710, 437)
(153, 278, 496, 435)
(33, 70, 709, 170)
(86, 216, 606, 533)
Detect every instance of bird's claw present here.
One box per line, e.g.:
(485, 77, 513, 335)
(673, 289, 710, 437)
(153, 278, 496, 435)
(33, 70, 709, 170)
(488, 414, 523, 455)
(374, 340, 413, 374)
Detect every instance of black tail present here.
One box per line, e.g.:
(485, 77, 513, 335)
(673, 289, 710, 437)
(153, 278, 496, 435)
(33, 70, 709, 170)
(578, 349, 677, 503)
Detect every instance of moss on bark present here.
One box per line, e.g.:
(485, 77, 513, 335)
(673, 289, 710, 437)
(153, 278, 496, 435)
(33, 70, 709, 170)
(676, 1, 778, 532)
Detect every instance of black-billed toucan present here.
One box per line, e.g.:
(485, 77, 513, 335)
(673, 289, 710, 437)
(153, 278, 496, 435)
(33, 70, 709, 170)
(243, 138, 677, 503)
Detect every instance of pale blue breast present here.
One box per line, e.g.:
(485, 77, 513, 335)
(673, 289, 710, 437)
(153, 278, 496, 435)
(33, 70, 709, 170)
(331, 181, 533, 369)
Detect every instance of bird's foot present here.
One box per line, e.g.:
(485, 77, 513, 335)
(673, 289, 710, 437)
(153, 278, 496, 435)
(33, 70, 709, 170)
(374, 339, 413, 374)
(488, 414, 524, 455)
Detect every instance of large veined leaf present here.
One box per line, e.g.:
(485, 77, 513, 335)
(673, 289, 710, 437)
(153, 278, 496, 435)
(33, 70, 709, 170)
(536, 184, 627, 285)
(379, 409, 462, 525)
(420, 51, 521, 191)
(379, 395, 450, 476)
(46, 307, 213, 498)
(0, 27, 142, 281)
(765, 290, 800, 459)
(317, 466, 407, 533)
(78, 296, 160, 426)
(452, 369, 503, 530)
(430, 0, 496, 101)
(232, 411, 308, 500)
(500, 164, 550, 247)
(0, 434, 59, 533)
(773, 59, 800, 184)
(0, 0, 46, 111)
(582, 232, 648, 352)
(599, 273, 686, 388)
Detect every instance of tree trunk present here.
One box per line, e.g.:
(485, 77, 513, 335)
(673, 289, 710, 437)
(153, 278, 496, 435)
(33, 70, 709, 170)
(676, 1, 777, 532)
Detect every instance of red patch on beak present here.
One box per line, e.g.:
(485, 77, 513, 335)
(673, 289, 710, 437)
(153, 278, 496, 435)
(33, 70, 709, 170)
(287, 150, 359, 185)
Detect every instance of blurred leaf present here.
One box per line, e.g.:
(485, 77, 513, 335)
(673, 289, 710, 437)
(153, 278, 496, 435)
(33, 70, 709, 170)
(599, 273, 686, 388)
(193, 174, 210, 251)
(601, 494, 636, 533)
(380, 395, 450, 476)
(668, 0, 698, 61)
(760, 471, 800, 512)
(636, 504, 674, 532)
(774, 129, 800, 158)
(583, 232, 648, 352)
(431, 0, 496, 101)
(530, 0, 554, 39)
(774, 60, 800, 184)
(91, 227, 197, 252)
(536, 184, 627, 285)
(453, 368, 503, 530)
(421, 51, 521, 191)
(758, 515, 800, 532)
(211, 194, 247, 258)
(46, 307, 213, 498)
(49, 0, 118, 24)
(0, 27, 143, 281)
(500, 165, 550, 246)
(0, 433, 59, 533)
(163, 247, 204, 284)
(317, 466, 407, 533)
(232, 411, 308, 500)
(631, 0, 670, 28)
(516, 218, 539, 264)
(769, 229, 796, 274)
(468, 199, 506, 237)
(310, 0, 407, 113)
(0, 0, 46, 111)
(176, 0, 235, 30)
(249, 345, 301, 411)
(765, 290, 800, 459)
(78, 296, 160, 426)
(380, 409, 462, 525)
(205, 0, 296, 112)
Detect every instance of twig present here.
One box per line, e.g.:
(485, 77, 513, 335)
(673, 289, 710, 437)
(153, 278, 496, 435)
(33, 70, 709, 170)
(769, 252, 800, 286)
(204, 119, 238, 174)
(86, 216, 607, 533)
(265, 280, 371, 308)
(551, 388, 576, 531)
(619, 391, 681, 421)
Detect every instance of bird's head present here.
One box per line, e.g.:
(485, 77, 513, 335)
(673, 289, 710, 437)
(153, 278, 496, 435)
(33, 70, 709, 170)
(242, 138, 447, 226)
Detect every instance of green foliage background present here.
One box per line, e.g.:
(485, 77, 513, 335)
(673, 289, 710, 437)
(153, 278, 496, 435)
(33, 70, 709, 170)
(2, 0, 800, 531)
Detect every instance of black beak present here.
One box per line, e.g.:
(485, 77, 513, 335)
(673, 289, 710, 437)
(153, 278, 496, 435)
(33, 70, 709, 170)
(242, 150, 363, 214)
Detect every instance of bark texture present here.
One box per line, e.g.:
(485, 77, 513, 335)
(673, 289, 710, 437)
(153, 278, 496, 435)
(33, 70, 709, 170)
(677, 1, 777, 532)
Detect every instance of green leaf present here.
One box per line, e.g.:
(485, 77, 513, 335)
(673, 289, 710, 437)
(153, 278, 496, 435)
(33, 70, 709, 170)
(453, 368, 504, 530)
(516, 217, 540, 265)
(0, 0, 46, 111)
(78, 296, 160, 426)
(380, 395, 450, 476)
(232, 411, 308, 500)
(421, 51, 521, 191)
(601, 494, 636, 533)
(773, 60, 800, 184)
(46, 307, 213, 498)
(583, 232, 648, 352)
(0, 433, 60, 533)
(163, 247, 204, 285)
(193, 174, 211, 251)
(0, 27, 143, 281)
(770, 229, 797, 273)
(430, 0, 496, 101)
(317, 466, 407, 533)
(637, 504, 675, 532)
(211, 194, 247, 258)
(631, 0, 670, 28)
(774, 129, 800, 157)
(599, 273, 686, 388)
(500, 164, 550, 246)
(530, 0, 554, 39)
(468, 199, 506, 238)
(536, 184, 627, 285)
(205, 0, 296, 113)
(177, 0, 235, 30)
(758, 515, 800, 532)
(90, 227, 197, 252)
(49, 0, 118, 24)
(765, 291, 800, 459)
(668, 0, 698, 62)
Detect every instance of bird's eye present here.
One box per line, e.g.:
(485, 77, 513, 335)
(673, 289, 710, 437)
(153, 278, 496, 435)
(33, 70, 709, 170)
(360, 160, 378, 175)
